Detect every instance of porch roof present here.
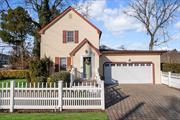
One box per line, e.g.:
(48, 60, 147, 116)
(69, 38, 101, 56)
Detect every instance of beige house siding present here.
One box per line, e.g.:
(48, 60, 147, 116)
(99, 54, 161, 84)
(40, 10, 100, 62)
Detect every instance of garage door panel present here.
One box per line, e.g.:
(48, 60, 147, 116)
(104, 63, 153, 84)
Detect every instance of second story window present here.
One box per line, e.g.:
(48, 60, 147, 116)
(66, 31, 74, 42)
(63, 30, 79, 43)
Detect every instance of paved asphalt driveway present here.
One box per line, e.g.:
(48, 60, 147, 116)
(105, 84, 180, 120)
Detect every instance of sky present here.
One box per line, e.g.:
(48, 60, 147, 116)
(78, 0, 180, 50)
(0, 0, 180, 54)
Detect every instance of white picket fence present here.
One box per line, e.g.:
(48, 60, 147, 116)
(161, 72, 180, 89)
(0, 80, 105, 112)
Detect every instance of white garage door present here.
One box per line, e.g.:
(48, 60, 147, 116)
(104, 63, 153, 84)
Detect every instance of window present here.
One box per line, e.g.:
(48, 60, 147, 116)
(135, 63, 139, 66)
(117, 64, 121, 66)
(105, 64, 110, 67)
(128, 63, 133, 66)
(141, 63, 145, 66)
(111, 64, 115, 66)
(146, 63, 151, 66)
(123, 64, 127, 66)
(60, 58, 66, 70)
(66, 31, 74, 42)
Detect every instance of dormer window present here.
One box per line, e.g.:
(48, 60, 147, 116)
(66, 31, 74, 42)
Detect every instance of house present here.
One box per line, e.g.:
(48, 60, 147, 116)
(0, 53, 9, 67)
(161, 49, 180, 63)
(39, 6, 165, 84)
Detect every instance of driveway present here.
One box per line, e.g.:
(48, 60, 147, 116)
(105, 84, 180, 120)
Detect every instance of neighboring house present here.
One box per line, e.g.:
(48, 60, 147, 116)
(39, 6, 165, 84)
(100, 45, 114, 50)
(0, 53, 9, 67)
(161, 49, 180, 63)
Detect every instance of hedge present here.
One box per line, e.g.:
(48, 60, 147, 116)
(0, 70, 29, 79)
(47, 71, 70, 84)
(161, 63, 180, 73)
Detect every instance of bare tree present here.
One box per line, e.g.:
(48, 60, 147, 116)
(125, 0, 180, 50)
(73, 0, 93, 18)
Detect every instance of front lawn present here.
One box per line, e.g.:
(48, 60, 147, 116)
(0, 78, 26, 83)
(0, 112, 108, 120)
(0, 79, 27, 87)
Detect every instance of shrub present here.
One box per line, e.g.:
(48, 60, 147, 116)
(48, 71, 70, 84)
(31, 76, 46, 83)
(161, 63, 180, 73)
(0, 70, 29, 79)
(25, 72, 31, 83)
(29, 57, 53, 82)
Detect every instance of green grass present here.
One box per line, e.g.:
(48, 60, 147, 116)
(0, 79, 27, 87)
(0, 78, 26, 83)
(0, 112, 108, 120)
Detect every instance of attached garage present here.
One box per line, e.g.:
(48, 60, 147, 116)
(104, 62, 154, 84)
(99, 50, 165, 84)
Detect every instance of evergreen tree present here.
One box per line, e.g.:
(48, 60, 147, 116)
(0, 7, 34, 68)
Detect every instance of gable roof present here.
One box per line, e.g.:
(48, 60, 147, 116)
(69, 38, 101, 56)
(39, 6, 102, 37)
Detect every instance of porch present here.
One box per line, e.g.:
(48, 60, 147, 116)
(70, 66, 101, 86)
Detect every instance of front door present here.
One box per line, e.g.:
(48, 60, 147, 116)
(83, 57, 91, 79)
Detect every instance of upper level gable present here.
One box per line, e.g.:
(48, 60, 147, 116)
(39, 6, 101, 38)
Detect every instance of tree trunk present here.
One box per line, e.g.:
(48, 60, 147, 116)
(21, 42, 24, 69)
(149, 36, 154, 51)
(33, 35, 40, 60)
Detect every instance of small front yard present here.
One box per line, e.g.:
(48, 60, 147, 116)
(0, 78, 26, 83)
(0, 79, 27, 87)
(0, 112, 108, 120)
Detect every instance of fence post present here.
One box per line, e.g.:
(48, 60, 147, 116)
(101, 81, 105, 110)
(10, 80, 15, 112)
(70, 68, 75, 87)
(58, 80, 63, 111)
(168, 72, 172, 87)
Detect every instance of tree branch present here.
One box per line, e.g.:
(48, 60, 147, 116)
(125, 0, 180, 50)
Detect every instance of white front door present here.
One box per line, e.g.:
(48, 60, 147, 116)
(104, 63, 153, 84)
